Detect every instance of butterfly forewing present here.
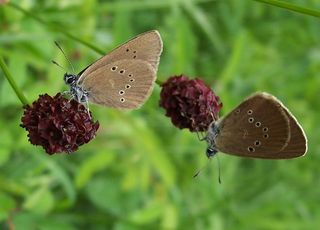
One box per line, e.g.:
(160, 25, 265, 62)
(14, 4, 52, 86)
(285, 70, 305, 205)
(78, 30, 162, 82)
(215, 93, 291, 158)
(79, 59, 156, 109)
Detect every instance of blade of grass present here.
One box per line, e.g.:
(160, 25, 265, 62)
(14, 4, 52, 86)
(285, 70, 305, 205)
(182, 1, 226, 56)
(253, 0, 320, 18)
(8, 2, 105, 55)
(99, 0, 215, 12)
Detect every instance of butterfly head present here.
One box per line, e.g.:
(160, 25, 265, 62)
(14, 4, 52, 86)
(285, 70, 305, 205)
(64, 73, 78, 86)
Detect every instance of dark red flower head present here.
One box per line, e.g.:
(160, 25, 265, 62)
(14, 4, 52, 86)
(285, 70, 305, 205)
(21, 93, 99, 154)
(159, 75, 222, 132)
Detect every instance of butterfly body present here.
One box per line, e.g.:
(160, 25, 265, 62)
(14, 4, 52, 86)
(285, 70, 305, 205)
(205, 92, 307, 159)
(64, 30, 163, 109)
(205, 120, 220, 158)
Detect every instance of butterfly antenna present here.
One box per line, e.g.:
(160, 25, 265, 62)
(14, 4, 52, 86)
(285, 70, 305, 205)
(51, 60, 67, 72)
(193, 158, 212, 178)
(216, 155, 222, 184)
(193, 155, 222, 184)
(54, 41, 75, 73)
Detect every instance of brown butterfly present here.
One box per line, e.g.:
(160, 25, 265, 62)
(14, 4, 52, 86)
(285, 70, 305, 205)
(205, 92, 307, 159)
(63, 30, 163, 109)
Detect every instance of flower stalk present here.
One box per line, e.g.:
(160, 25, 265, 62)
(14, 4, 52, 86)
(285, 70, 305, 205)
(0, 57, 29, 105)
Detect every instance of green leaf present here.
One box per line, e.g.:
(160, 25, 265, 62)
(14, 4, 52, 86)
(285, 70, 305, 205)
(30, 152, 76, 206)
(0, 129, 13, 166)
(23, 187, 54, 214)
(86, 177, 145, 217)
(128, 202, 164, 224)
(75, 150, 115, 189)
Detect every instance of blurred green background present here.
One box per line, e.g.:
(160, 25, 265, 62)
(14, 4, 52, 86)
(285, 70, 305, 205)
(1, 0, 320, 229)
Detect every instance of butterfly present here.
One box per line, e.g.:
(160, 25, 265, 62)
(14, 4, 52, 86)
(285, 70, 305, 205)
(62, 30, 163, 109)
(205, 92, 307, 159)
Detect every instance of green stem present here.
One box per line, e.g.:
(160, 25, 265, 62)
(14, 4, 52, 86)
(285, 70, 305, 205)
(8, 2, 105, 55)
(253, 0, 320, 18)
(0, 57, 29, 105)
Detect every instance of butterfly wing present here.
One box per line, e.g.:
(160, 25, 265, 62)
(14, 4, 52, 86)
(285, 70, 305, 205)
(79, 59, 156, 109)
(275, 107, 307, 158)
(78, 30, 162, 82)
(215, 92, 291, 158)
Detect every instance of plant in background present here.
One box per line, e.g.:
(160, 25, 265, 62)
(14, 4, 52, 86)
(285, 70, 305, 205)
(1, 1, 320, 229)
(159, 75, 222, 132)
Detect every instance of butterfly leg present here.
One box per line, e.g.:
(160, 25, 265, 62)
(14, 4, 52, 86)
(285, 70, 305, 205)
(208, 106, 219, 121)
(61, 90, 70, 96)
(74, 89, 91, 118)
(60, 90, 74, 103)
(85, 99, 91, 119)
(191, 118, 206, 141)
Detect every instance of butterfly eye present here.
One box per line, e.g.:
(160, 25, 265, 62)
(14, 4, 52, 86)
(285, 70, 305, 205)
(119, 90, 125, 95)
(263, 134, 269, 139)
(254, 140, 261, 146)
(125, 84, 131, 89)
(126, 48, 129, 52)
(206, 148, 216, 158)
(129, 79, 135, 82)
(119, 69, 125, 74)
(120, 98, 125, 103)
(66, 78, 74, 84)
(111, 66, 117, 71)
(255, 122, 261, 127)
(247, 109, 253, 115)
(263, 127, 268, 132)
(248, 117, 254, 123)
(235, 109, 240, 114)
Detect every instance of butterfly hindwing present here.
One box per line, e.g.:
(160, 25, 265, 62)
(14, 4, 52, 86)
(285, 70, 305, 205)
(79, 59, 156, 109)
(214, 93, 291, 158)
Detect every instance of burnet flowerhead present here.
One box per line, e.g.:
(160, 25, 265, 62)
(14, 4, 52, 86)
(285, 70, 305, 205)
(159, 75, 222, 132)
(21, 93, 99, 154)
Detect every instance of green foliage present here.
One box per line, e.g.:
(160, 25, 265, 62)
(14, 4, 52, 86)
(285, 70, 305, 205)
(1, 0, 320, 229)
